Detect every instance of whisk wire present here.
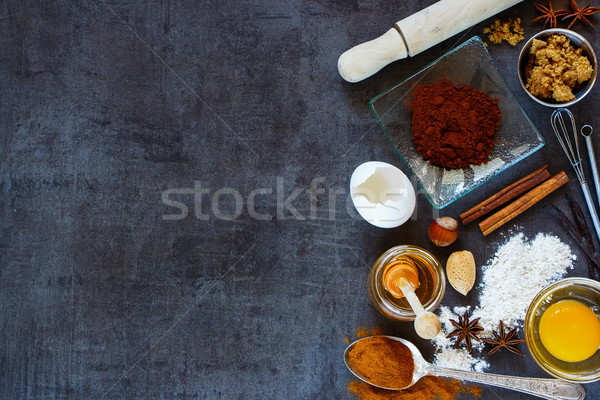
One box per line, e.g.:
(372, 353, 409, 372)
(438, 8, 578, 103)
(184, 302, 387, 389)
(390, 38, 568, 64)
(551, 108, 586, 184)
(550, 108, 600, 243)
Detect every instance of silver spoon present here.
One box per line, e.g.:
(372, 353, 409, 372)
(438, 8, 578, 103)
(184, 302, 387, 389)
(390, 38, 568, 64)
(344, 336, 585, 400)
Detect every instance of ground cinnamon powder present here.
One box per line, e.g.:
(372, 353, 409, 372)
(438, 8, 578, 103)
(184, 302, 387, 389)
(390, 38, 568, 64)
(346, 336, 414, 389)
(348, 376, 482, 400)
(346, 326, 383, 343)
(410, 79, 501, 169)
(356, 326, 383, 338)
(344, 328, 481, 399)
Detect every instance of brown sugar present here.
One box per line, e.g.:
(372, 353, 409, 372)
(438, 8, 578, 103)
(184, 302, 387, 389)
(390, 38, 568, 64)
(484, 18, 524, 46)
(524, 34, 593, 102)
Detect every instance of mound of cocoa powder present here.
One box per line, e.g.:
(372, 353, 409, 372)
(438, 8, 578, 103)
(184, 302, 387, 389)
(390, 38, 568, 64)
(410, 79, 501, 170)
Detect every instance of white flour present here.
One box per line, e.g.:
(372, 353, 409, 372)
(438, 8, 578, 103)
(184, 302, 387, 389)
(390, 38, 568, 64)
(434, 305, 489, 372)
(432, 232, 575, 371)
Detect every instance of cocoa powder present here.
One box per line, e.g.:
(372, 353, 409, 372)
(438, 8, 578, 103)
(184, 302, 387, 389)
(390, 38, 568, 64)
(410, 79, 501, 169)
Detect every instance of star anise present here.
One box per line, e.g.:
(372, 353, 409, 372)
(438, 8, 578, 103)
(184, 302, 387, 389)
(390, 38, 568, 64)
(563, 0, 600, 28)
(482, 320, 525, 356)
(446, 311, 483, 352)
(533, 0, 570, 28)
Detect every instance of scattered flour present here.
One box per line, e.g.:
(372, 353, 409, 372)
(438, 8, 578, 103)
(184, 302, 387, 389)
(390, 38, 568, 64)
(432, 232, 575, 371)
(433, 305, 489, 372)
(472, 232, 575, 331)
(434, 347, 489, 373)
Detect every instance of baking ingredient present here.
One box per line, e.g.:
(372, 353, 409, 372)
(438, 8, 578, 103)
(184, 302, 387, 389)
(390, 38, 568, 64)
(566, 195, 600, 280)
(356, 326, 383, 339)
(532, 0, 599, 29)
(433, 343, 489, 372)
(410, 79, 501, 169)
(479, 171, 568, 236)
(532, 1, 569, 28)
(385, 267, 441, 339)
(344, 327, 482, 399)
(446, 310, 483, 351)
(539, 300, 600, 362)
(370, 248, 443, 321)
(346, 325, 384, 343)
(350, 161, 416, 229)
(446, 250, 476, 295)
(524, 34, 593, 103)
(432, 233, 574, 371)
(474, 232, 574, 331)
(482, 320, 525, 356)
(428, 217, 459, 247)
(460, 165, 551, 225)
(383, 256, 420, 298)
(484, 18, 524, 45)
(563, 0, 600, 28)
(545, 202, 600, 280)
(348, 376, 481, 400)
(346, 336, 414, 389)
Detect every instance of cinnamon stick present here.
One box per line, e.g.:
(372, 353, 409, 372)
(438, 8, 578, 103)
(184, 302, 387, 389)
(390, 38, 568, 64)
(479, 171, 569, 236)
(460, 165, 551, 225)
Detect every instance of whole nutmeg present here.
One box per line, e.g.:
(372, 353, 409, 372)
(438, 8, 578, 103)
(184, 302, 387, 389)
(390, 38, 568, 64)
(428, 217, 459, 247)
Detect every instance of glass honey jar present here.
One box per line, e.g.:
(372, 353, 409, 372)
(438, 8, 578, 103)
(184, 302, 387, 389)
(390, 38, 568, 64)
(368, 245, 446, 321)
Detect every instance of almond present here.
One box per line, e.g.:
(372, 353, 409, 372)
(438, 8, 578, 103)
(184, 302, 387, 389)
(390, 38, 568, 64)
(446, 250, 476, 296)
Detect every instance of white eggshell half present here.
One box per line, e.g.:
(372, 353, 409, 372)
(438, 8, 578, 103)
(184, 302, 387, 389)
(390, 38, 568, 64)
(350, 161, 416, 228)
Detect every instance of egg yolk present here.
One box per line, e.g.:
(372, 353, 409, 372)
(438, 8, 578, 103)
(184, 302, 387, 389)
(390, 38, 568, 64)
(539, 300, 600, 362)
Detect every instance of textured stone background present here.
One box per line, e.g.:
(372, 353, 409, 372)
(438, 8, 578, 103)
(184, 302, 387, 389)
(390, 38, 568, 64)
(1, 0, 599, 399)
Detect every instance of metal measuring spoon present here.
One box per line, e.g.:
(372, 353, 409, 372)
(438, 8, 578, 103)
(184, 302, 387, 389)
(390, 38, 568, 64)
(344, 336, 585, 399)
(581, 125, 600, 208)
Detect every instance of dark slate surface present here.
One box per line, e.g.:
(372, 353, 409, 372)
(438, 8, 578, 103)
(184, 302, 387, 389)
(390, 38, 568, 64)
(1, 0, 600, 399)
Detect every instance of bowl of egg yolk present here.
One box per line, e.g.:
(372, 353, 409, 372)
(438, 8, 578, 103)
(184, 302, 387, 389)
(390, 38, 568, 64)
(525, 277, 600, 382)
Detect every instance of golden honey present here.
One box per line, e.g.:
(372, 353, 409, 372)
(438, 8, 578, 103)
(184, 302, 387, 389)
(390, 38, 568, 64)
(368, 245, 445, 321)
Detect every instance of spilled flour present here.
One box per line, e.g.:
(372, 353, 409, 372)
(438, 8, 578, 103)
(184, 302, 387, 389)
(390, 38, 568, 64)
(432, 232, 575, 371)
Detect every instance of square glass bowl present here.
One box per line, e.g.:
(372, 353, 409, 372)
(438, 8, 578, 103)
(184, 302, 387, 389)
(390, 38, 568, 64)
(369, 36, 544, 209)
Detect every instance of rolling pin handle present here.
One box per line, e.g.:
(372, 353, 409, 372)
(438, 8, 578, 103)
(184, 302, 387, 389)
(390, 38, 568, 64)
(337, 28, 408, 83)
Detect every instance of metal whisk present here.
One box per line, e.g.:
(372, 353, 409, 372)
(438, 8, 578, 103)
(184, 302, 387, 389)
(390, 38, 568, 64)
(551, 108, 600, 241)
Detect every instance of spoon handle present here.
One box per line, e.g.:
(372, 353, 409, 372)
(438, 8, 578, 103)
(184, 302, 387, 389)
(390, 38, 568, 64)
(398, 278, 425, 315)
(426, 364, 585, 400)
(583, 132, 600, 209)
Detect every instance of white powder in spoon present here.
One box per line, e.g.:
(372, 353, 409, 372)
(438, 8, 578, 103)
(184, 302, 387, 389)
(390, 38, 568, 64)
(432, 232, 575, 371)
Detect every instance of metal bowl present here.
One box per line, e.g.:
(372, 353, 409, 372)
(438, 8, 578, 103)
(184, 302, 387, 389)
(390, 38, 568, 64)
(517, 29, 597, 108)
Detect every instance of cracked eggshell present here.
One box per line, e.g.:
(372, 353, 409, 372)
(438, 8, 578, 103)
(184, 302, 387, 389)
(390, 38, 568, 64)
(350, 161, 416, 228)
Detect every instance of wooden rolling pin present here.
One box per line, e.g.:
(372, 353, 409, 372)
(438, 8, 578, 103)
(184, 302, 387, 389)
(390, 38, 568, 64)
(338, 0, 524, 83)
